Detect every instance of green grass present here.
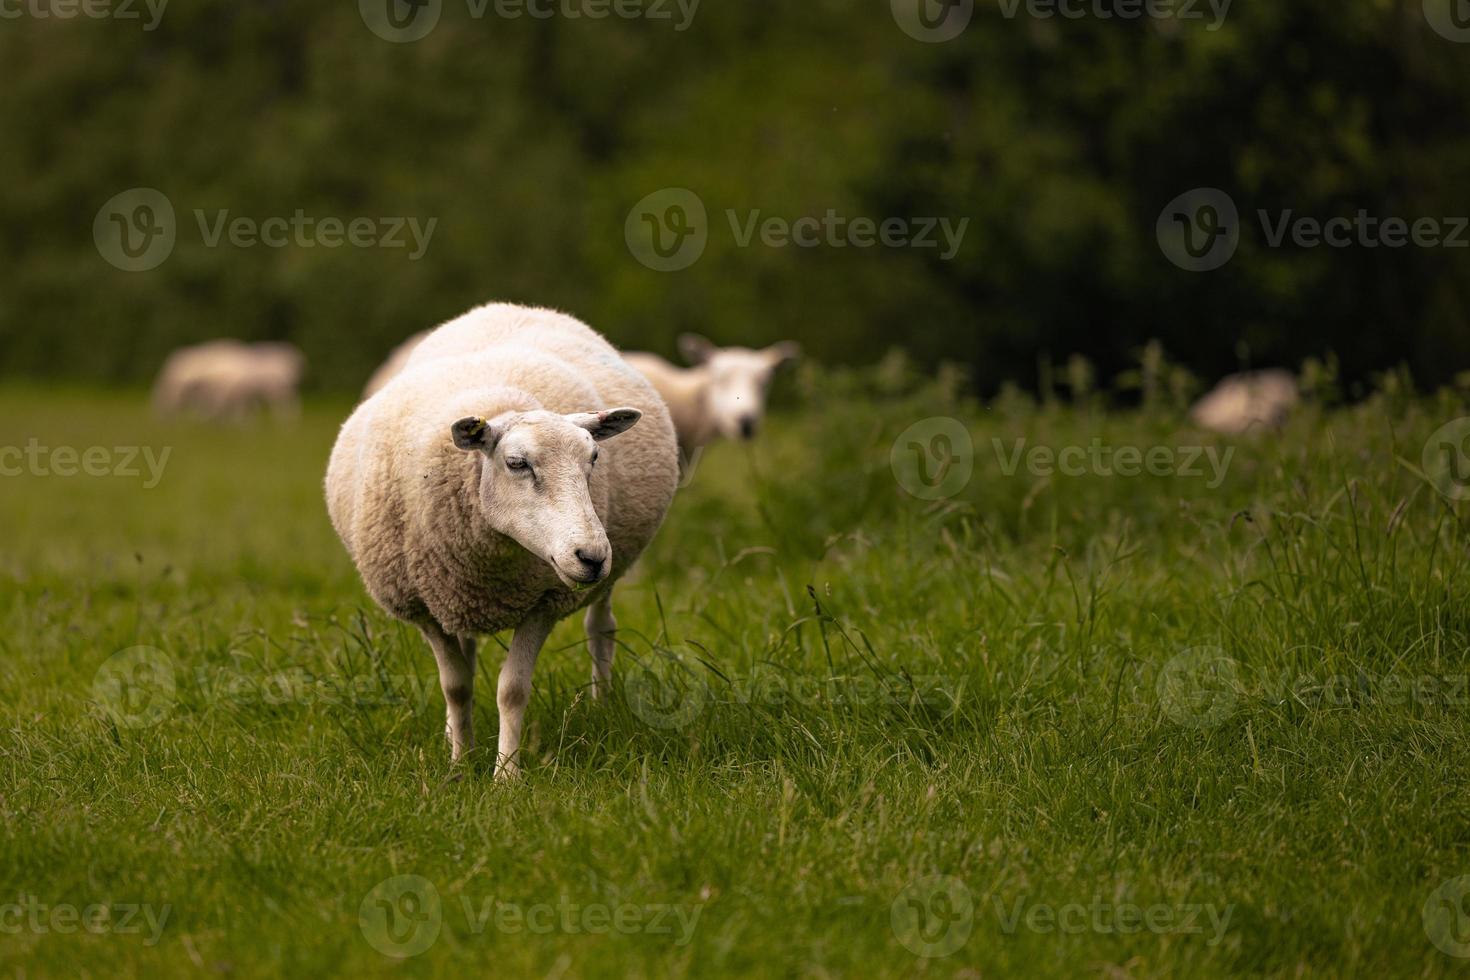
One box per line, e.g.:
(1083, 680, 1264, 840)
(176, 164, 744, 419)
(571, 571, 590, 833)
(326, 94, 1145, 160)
(3, 370, 1470, 978)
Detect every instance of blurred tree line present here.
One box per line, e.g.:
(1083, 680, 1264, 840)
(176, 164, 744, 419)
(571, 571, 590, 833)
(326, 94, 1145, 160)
(0, 0, 1466, 393)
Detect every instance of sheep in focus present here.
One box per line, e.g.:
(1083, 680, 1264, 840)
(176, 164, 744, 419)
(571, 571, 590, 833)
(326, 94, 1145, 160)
(153, 340, 305, 421)
(1190, 369, 1299, 435)
(623, 334, 799, 464)
(324, 302, 678, 778)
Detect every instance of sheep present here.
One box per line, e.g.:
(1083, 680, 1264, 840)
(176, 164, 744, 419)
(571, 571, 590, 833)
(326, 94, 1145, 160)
(153, 340, 305, 421)
(325, 302, 679, 778)
(360, 330, 430, 401)
(623, 334, 800, 464)
(1190, 369, 1299, 435)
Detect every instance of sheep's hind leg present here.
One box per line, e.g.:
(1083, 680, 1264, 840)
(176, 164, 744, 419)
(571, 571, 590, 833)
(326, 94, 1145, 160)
(459, 635, 477, 678)
(585, 591, 616, 700)
(419, 619, 476, 765)
(496, 613, 554, 781)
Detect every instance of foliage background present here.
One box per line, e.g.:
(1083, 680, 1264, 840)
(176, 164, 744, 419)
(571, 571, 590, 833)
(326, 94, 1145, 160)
(1, 0, 1467, 392)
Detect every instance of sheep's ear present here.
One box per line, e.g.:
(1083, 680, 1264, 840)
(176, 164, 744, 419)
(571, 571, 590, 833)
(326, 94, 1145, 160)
(678, 333, 717, 366)
(766, 340, 801, 366)
(569, 408, 642, 441)
(451, 416, 500, 453)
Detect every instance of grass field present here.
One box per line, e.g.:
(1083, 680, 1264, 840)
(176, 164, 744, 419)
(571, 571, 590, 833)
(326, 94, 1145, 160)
(3, 367, 1470, 978)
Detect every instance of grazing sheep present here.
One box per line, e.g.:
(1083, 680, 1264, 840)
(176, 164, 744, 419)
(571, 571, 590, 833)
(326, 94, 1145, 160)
(360, 330, 430, 401)
(325, 303, 679, 778)
(1190, 369, 1299, 435)
(623, 334, 800, 462)
(153, 340, 305, 421)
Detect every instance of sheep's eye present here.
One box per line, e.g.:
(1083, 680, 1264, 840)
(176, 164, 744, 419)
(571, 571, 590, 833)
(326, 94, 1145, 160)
(506, 458, 529, 472)
(590, 450, 600, 466)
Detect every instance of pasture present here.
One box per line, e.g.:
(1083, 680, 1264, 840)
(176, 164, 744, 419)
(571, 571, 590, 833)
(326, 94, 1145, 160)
(2, 368, 1469, 977)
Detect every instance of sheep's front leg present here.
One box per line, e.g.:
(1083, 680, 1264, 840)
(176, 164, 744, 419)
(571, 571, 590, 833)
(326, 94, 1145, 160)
(496, 614, 554, 780)
(585, 591, 616, 700)
(420, 620, 475, 764)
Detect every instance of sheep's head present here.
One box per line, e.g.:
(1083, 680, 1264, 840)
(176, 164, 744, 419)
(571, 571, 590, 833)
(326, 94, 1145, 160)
(451, 408, 642, 589)
(679, 333, 800, 441)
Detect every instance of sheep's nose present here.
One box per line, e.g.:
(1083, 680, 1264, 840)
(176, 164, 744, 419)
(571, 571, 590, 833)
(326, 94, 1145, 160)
(574, 548, 608, 581)
(738, 415, 757, 439)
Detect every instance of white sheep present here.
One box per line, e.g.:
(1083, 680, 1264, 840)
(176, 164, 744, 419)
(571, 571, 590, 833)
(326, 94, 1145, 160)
(623, 334, 800, 464)
(1190, 369, 1299, 435)
(325, 302, 679, 778)
(360, 330, 430, 401)
(153, 340, 305, 421)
